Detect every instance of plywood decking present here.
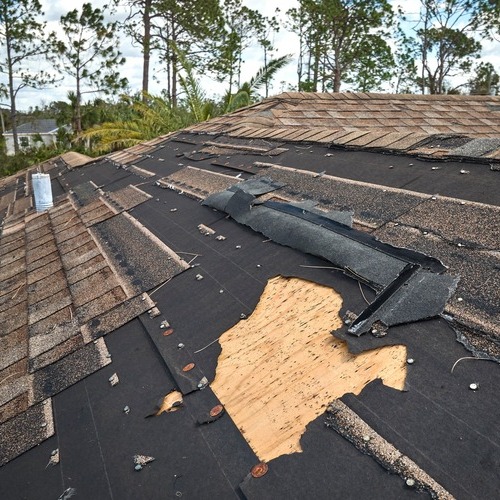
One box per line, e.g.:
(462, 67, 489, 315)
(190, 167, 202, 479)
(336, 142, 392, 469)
(211, 276, 407, 462)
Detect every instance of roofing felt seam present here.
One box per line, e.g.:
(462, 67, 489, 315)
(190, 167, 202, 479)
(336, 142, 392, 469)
(325, 400, 454, 499)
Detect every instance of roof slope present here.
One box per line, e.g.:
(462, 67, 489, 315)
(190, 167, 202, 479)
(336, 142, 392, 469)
(188, 92, 500, 162)
(5, 119, 61, 135)
(1, 92, 499, 499)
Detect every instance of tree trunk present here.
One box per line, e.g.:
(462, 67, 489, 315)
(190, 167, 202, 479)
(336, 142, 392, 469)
(333, 68, 342, 92)
(142, 0, 152, 100)
(171, 18, 177, 108)
(5, 25, 19, 154)
(75, 69, 82, 133)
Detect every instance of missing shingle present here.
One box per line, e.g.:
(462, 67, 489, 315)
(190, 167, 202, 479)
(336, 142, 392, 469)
(211, 276, 407, 462)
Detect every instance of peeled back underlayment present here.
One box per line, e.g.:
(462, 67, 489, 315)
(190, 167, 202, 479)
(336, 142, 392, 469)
(211, 276, 407, 462)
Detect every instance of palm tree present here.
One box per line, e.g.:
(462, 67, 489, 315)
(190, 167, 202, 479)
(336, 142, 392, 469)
(77, 94, 187, 153)
(225, 54, 292, 112)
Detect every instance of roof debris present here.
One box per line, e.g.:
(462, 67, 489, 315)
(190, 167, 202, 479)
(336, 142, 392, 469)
(108, 373, 119, 387)
(133, 454, 155, 471)
(198, 224, 215, 236)
(46, 449, 59, 468)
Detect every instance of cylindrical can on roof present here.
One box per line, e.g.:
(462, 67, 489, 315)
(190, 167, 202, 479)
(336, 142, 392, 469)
(32, 173, 53, 212)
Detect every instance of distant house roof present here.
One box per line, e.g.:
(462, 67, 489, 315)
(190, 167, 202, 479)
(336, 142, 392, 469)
(5, 119, 60, 135)
(1, 92, 499, 499)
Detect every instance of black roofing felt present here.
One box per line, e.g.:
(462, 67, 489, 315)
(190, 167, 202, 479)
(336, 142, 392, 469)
(1, 130, 499, 498)
(4, 175, 494, 498)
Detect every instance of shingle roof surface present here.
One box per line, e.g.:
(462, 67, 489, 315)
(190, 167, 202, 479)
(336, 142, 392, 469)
(188, 92, 500, 161)
(1, 92, 499, 499)
(5, 119, 60, 135)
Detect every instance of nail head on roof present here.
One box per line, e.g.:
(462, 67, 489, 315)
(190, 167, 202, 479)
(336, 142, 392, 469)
(182, 363, 195, 372)
(178, 343, 185, 349)
(407, 358, 415, 365)
(469, 383, 479, 391)
(251, 463, 269, 478)
(197, 377, 208, 389)
(406, 478, 416, 487)
(209, 405, 224, 417)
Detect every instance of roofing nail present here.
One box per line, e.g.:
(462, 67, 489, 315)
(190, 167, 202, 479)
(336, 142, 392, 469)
(41, 422, 47, 428)
(469, 383, 479, 391)
(251, 463, 269, 478)
(235, 245, 241, 249)
(460, 169, 470, 174)
(457, 297, 463, 302)
(178, 343, 185, 349)
(407, 358, 415, 365)
(406, 478, 416, 487)
(256, 264, 261, 268)
(170, 208, 177, 212)
(431, 196, 437, 200)
(134, 464, 143, 471)
(215, 235, 226, 241)
(431, 166, 441, 170)
(240, 313, 247, 319)
(209, 405, 224, 418)
(388, 165, 394, 169)
(423, 231, 428, 235)
(195, 274, 204, 281)
(362, 435, 371, 442)
(219, 289, 224, 293)
(160, 320, 170, 329)
(197, 377, 208, 389)
(408, 163, 414, 166)
(123, 406, 130, 414)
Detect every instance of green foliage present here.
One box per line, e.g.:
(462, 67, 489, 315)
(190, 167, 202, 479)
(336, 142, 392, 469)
(414, 0, 497, 94)
(0, 0, 57, 154)
(77, 94, 189, 154)
(0, 143, 71, 178)
(225, 54, 293, 111)
(54, 3, 127, 132)
(287, 0, 396, 92)
(467, 62, 499, 95)
(207, 0, 273, 96)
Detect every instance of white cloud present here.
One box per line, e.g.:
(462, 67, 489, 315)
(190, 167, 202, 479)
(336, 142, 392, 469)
(6, 0, 500, 110)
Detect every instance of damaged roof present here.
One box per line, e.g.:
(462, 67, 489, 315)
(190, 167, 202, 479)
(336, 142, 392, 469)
(1, 92, 499, 499)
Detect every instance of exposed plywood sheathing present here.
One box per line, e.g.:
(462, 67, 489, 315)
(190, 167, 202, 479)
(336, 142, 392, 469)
(211, 276, 407, 462)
